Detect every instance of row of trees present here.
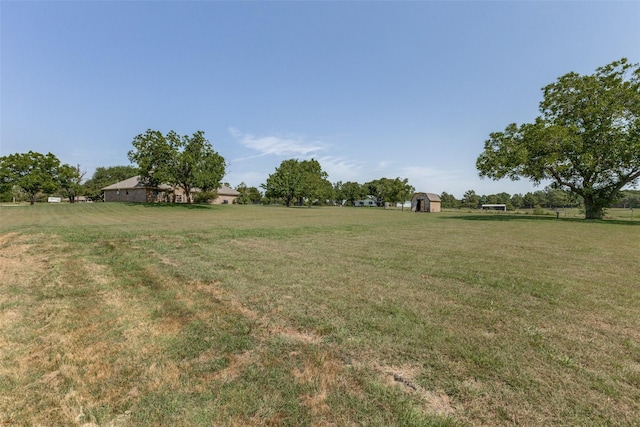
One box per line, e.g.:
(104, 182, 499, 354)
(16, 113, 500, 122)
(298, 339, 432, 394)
(5, 146, 638, 211)
(260, 159, 415, 207)
(0, 151, 85, 205)
(1, 130, 229, 205)
(334, 178, 414, 207)
(444, 189, 639, 211)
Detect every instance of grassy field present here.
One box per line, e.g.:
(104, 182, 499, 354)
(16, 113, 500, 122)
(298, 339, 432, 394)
(1, 203, 639, 426)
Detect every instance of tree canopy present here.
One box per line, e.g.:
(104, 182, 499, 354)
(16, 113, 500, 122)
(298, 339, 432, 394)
(235, 182, 263, 205)
(334, 181, 366, 206)
(128, 129, 226, 204)
(0, 151, 61, 205)
(261, 159, 331, 207)
(58, 164, 86, 203)
(477, 58, 640, 219)
(364, 177, 414, 208)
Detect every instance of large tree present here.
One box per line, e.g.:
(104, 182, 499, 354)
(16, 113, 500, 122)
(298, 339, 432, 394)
(235, 182, 262, 204)
(0, 151, 61, 205)
(440, 192, 459, 209)
(261, 158, 331, 207)
(128, 129, 226, 204)
(298, 159, 333, 205)
(334, 181, 366, 206)
(363, 177, 414, 208)
(462, 190, 479, 209)
(58, 164, 86, 203)
(477, 58, 640, 219)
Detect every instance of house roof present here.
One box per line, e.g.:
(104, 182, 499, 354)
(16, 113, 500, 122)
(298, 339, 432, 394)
(217, 185, 240, 196)
(102, 176, 240, 196)
(412, 192, 441, 202)
(102, 176, 172, 191)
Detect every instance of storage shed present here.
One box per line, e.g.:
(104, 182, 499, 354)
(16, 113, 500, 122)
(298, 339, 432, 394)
(411, 192, 441, 213)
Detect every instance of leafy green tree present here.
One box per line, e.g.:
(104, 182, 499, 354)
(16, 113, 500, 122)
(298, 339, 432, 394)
(235, 182, 251, 204)
(477, 58, 640, 220)
(510, 193, 524, 209)
(128, 130, 174, 187)
(298, 159, 332, 206)
(462, 190, 479, 209)
(332, 181, 345, 205)
(0, 151, 61, 205)
(0, 185, 13, 203)
(363, 179, 385, 206)
(262, 159, 299, 206)
(83, 165, 139, 201)
(440, 192, 459, 209)
(247, 186, 263, 204)
(58, 164, 85, 203)
(545, 187, 569, 208)
(389, 177, 415, 209)
(128, 129, 226, 204)
(363, 177, 413, 208)
(486, 194, 498, 204)
(341, 181, 366, 206)
(615, 190, 640, 208)
(262, 159, 331, 207)
(533, 190, 548, 208)
(235, 182, 262, 204)
(523, 192, 536, 209)
(496, 192, 512, 204)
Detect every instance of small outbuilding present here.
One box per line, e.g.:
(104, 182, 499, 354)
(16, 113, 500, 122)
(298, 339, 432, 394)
(411, 192, 441, 213)
(481, 204, 507, 211)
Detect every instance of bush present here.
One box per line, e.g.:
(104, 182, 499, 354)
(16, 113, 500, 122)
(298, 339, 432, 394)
(533, 205, 545, 215)
(193, 191, 217, 204)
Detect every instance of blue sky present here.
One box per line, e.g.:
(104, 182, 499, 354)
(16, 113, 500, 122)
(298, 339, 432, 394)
(2, 1, 639, 198)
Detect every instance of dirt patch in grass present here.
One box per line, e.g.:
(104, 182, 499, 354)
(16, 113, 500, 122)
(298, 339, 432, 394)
(378, 363, 455, 417)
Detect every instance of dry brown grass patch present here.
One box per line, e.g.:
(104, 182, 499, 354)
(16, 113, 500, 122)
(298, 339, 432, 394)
(292, 351, 346, 420)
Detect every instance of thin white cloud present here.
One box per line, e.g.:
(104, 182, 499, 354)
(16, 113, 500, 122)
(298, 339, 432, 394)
(399, 165, 447, 180)
(317, 156, 364, 182)
(397, 165, 464, 194)
(377, 160, 390, 169)
(229, 127, 325, 158)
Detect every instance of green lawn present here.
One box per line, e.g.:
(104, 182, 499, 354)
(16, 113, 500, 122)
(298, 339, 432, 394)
(1, 203, 639, 426)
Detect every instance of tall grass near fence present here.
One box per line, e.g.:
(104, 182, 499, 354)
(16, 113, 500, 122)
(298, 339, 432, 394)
(1, 204, 639, 426)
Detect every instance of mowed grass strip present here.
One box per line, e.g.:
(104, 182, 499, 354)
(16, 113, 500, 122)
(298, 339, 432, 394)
(0, 203, 638, 426)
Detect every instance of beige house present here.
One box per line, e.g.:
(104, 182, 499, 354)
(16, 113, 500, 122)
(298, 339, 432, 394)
(102, 176, 239, 204)
(213, 185, 241, 204)
(411, 192, 441, 213)
(102, 176, 171, 203)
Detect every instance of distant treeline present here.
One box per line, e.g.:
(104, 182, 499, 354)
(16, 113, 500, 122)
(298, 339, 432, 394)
(440, 188, 640, 210)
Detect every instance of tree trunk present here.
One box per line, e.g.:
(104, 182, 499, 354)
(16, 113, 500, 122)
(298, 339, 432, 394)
(583, 197, 605, 220)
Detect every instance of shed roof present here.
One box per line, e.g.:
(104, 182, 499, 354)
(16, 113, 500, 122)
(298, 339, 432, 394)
(412, 192, 441, 202)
